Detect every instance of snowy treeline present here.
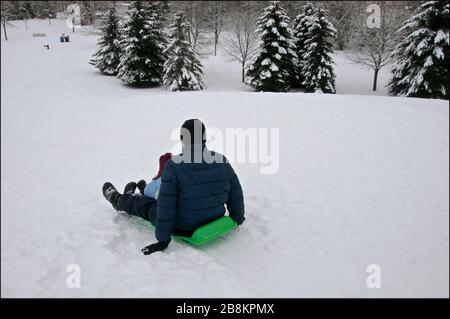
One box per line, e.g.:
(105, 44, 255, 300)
(88, 0, 448, 96)
(88, 1, 339, 92)
(2, 1, 447, 98)
(0, 1, 423, 49)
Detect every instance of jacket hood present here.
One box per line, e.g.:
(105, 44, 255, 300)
(153, 152, 172, 180)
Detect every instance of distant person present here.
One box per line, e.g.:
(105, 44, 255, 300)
(64, 35, 70, 42)
(44, 44, 50, 50)
(60, 34, 65, 43)
(102, 119, 245, 255)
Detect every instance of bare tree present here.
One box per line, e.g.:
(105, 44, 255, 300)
(78, 1, 96, 26)
(346, 1, 411, 91)
(1, 1, 13, 41)
(223, 10, 258, 82)
(326, 1, 357, 50)
(180, 1, 207, 53)
(38, 1, 57, 25)
(20, 3, 32, 31)
(32, 1, 56, 23)
(283, 0, 305, 21)
(206, 1, 226, 56)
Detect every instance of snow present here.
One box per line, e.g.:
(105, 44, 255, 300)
(269, 63, 279, 72)
(333, 53, 391, 96)
(265, 19, 275, 27)
(277, 47, 287, 55)
(270, 27, 280, 36)
(435, 29, 449, 45)
(1, 19, 449, 298)
(433, 47, 444, 59)
(261, 58, 271, 66)
(424, 56, 434, 67)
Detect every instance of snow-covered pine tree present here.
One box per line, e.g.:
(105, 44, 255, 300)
(292, 2, 315, 88)
(246, 1, 298, 92)
(144, 1, 169, 56)
(117, 1, 166, 87)
(163, 11, 206, 91)
(300, 7, 337, 94)
(89, 7, 121, 75)
(388, 1, 449, 99)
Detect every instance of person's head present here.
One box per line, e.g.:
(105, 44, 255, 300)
(180, 119, 206, 145)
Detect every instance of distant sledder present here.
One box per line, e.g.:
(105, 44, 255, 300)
(102, 119, 245, 255)
(59, 34, 70, 43)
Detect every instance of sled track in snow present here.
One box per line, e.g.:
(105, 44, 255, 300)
(129, 216, 311, 297)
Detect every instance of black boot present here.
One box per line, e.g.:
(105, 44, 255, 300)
(102, 182, 121, 211)
(137, 179, 147, 195)
(124, 182, 137, 195)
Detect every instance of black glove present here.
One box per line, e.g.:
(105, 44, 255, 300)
(237, 217, 246, 225)
(142, 240, 170, 255)
(137, 179, 147, 195)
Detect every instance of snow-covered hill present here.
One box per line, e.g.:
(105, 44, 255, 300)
(1, 19, 448, 297)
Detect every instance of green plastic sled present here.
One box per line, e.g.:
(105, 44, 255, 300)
(174, 216, 238, 245)
(134, 216, 238, 246)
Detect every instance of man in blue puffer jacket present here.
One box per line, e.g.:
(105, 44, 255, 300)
(102, 119, 245, 255)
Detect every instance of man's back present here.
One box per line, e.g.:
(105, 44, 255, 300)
(155, 145, 245, 242)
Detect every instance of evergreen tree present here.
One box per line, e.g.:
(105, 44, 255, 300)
(388, 1, 449, 99)
(292, 2, 315, 88)
(89, 7, 121, 75)
(246, 1, 298, 92)
(117, 1, 166, 87)
(146, 1, 169, 48)
(163, 11, 206, 91)
(300, 7, 337, 93)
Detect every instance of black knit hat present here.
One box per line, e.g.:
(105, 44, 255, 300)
(180, 119, 206, 144)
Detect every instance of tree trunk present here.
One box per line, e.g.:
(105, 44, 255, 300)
(373, 68, 379, 91)
(242, 62, 245, 83)
(337, 37, 344, 51)
(2, 18, 7, 41)
(214, 35, 217, 56)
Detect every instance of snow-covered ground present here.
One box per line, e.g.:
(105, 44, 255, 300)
(1, 19, 448, 298)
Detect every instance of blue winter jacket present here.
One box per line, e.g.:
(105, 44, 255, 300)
(155, 144, 245, 242)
